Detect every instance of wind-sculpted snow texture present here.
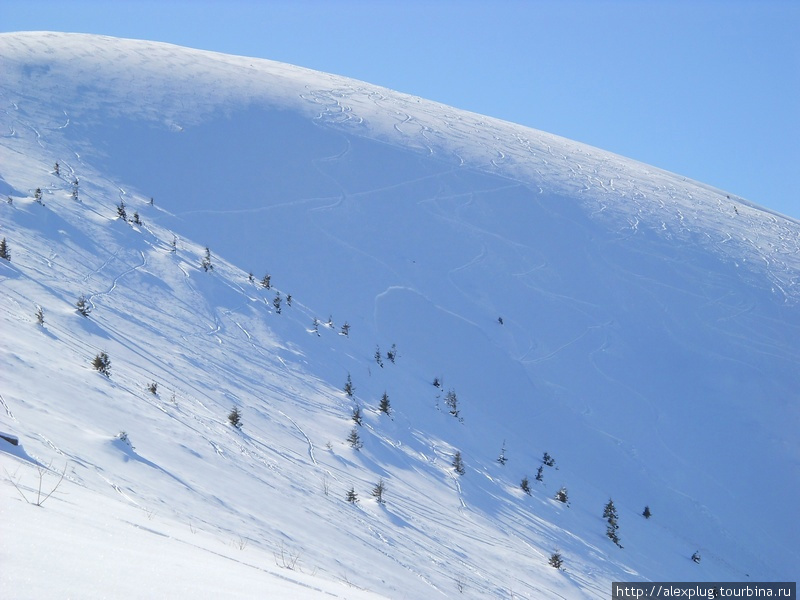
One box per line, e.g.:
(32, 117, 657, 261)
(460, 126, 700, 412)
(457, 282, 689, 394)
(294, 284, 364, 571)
(1, 33, 798, 598)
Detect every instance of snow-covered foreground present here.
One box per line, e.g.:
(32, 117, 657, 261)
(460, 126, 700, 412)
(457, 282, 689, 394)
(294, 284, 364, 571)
(1, 32, 798, 598)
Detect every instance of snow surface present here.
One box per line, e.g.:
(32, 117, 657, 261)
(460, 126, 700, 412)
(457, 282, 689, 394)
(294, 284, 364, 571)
(1, 32, 798, 598)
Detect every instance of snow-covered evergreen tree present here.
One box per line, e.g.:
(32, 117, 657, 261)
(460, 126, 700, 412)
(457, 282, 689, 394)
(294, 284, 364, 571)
(201, 247, 213, 272)
(76, 295, 91, 317)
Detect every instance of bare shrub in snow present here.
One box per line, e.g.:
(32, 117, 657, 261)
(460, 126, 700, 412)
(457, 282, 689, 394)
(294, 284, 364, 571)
(4, 461, 67, 507)
(275, 542, 301, 570)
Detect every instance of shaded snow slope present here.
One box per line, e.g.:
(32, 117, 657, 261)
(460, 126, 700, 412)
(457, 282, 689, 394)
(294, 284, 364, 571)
(1, 32, 798, 598)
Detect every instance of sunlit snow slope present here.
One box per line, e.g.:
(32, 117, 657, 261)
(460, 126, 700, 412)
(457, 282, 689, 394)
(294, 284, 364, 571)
(1, 32, 799, 599)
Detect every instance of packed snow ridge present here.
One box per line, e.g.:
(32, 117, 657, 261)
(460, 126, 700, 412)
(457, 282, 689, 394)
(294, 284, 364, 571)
(1, 32, 798, 599)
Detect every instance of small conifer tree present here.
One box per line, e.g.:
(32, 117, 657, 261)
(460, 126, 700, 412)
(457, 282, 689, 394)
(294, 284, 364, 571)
(542, 451, 555, 467)
(261, 274, 271, 289)
(452, 451, 465, 475)
(347, 427, 362, 450)
(76, 295, 91, 317)
(555, 486, 569, 504)
(386, 343, 397, 363)
(374, 346, 384, 367)
(272, 293, 281, 314)
(603, 499, 617, 520)
(520, 476, 531, 495)
(92, 351, 111, 377)
(0, 238, 9, 261)
(132, 211, 141, 225)
(148, 382, 158, 395)
(228, 406, 242, 429)
(201, 247, 213, 272)
(286, 294, 292, 306)
(548, 552, 563, 569)
(497, 440, 507, 465)
(351, 406, 363, 426)
(117, 200, 127, 220)
(34, 187, 43, 203)
(642, 505, 652, 519)
(346, 487, 359, 503)
(535, 465, 544, 482)
(340, 321, 350, 337)
(604, 499, 622, 547)
(344, 373, 355, 398)
(372, 479, 386, 504)
(36, 306, 44, 326)
(54, 162, 60, 175)
(444, 389, 460, 419)
(379, 392, 391, 415)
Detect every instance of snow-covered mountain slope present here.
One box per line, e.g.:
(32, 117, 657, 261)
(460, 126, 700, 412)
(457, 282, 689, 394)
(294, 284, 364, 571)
(1, 32, 798, 598)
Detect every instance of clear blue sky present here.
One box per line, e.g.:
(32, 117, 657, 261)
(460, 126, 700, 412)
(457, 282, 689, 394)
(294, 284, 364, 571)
(3, 0, 799, 219)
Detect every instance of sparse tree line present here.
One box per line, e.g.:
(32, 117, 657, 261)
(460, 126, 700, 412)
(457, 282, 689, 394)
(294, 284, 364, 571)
(13, 162, 359, 394)
(11, 161, 710, 574)
(340, 362, 671, 572)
